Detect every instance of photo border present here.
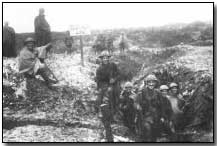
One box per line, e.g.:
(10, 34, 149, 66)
(2, 1, 215, 144)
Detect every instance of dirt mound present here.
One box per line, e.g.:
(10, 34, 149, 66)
(3, 44, 213, 142)
(3, 54, 101, 142)
(132, 45, 213, 141)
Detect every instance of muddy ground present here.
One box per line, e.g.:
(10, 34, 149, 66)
(3, 44, 213, 142)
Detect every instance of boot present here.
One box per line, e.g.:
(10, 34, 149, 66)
(37, 68, 58, 85)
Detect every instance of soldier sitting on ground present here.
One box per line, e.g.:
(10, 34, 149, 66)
(18, 37, 58, 86)
(119, 82, 136, 133)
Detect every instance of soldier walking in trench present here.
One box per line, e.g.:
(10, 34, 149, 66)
(95, 51, 121, 141)
(134, 74, 173, 142)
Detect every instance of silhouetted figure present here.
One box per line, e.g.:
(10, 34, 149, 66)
(3, 21, 16, 57)
(34, 8, 51, 47)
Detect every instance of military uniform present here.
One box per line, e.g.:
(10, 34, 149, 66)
(119, 89, 136, 132)
(18, 38, 56, 85)
(95, 62, 120, 115)
(134, 87, 173, 141)
(168, 83, 185, 132)
(167, 95, 185, 132)
(34, 14, 51, 47)
(3, 24, 16, 57)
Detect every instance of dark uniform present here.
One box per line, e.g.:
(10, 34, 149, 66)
(119, 34, 128, 53)
(64, 36, 74, 54)
(95, 55, 120, 142)
(119, 89, 136, 132)
(134, 87, 173, 142)
(3, 24, 16, 57)
(95, 62, 120, 115)
(34, 12, 51, 47)
(18, 38, 56, 85)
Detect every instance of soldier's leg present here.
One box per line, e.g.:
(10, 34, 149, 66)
(100, 100, 113, 142)
(111, 84, 121, 114)
(107, 86, 115, 116)
(135, 112, 145, 141)
(36, 66, 57, 85)
(143, 122, 152, 142)
(96, 88, 104, 113)
(128, 108, 136, 133)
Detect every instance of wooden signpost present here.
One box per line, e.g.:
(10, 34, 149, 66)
(69, 25, 90, 66)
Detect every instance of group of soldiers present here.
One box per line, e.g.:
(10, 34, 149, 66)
(17, 39, 187, 141)
(93, 32, 128, 55)
(14, 8, 60, 94)
(95, 51, 187, 142)
(3, 8, 51, 57)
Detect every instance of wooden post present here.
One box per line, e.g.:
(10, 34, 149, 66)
(80, 35, 84, 66)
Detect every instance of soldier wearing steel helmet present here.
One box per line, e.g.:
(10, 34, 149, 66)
(159, 85, 177, 140)
(167, 82, 185, 132)
(95, 51, 120, 142)
(134, 74, 173, 141)
(18, 37, 56, 85)
(95, 51, 121, 117)
(119, 82, 136, 133)
(159, 85, 169, 98)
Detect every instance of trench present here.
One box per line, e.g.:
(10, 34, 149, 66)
(3, 118, 100, 130)
(3, 46, 213, 142)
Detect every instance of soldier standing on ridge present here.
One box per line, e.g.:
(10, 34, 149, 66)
(3, 21, 16, 57)
(34, 8, 51, 47)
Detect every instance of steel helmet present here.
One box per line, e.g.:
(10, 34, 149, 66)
(145, 74, 158, 82)
(160, 85, 169, 91)
(24, 37, 36, 45)
(98, 51, 111, 58)
(124, 82, 133, 88)
(169, 82, 178, 88)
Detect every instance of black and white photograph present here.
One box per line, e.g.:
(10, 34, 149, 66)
(2, 2, 214, 142)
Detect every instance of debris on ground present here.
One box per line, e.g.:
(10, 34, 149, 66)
(3, 44, 213, 142)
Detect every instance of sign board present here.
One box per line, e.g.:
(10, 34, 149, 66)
(69, 25, 91, 36)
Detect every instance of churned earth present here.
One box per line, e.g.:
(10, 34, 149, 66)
(3, 44, 213, 142)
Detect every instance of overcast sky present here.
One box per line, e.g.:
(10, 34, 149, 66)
(3, 3, 213, 33)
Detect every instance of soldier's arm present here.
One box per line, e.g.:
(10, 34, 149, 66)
(134, 90, 143, 111)
(95, 67, 101, 83)
(110, 63, 121, 82)
(95, 67, 104, 88)
(161, 95, 173, 121)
